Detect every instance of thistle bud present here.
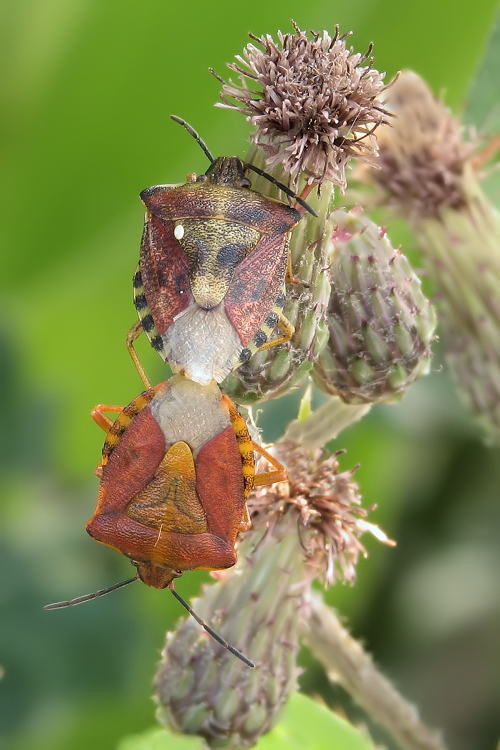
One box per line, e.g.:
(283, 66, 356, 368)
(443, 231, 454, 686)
(312, 209, 436, 404)
(368, 71, 500, 441)
(222, 165, 332, 404)
(155, 443, 391, 748)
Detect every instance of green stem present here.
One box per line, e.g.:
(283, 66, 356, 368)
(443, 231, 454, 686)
(300, 593, 448, 750)
(284, 396, 371, 449)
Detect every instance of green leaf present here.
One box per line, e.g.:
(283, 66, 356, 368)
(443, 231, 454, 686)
(256, 693, 375, 750)
(118, 694, 374, 750)
(117, 726, 203, 750)
(464, 7, 500, 131)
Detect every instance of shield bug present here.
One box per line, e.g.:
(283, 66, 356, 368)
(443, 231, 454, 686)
(128, 116, 317, 388)
(45, 376, 287, 666)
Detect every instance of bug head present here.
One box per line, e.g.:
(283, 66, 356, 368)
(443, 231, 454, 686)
(204, 156, 251, 188)
(132, 559, 182, 589)
(170, 114, 317, 216)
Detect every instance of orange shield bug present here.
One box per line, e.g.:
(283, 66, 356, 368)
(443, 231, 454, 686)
(128, 116, 317, 387)
(46, 376, 286, 666)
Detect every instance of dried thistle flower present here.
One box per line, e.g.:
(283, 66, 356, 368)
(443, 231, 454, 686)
(372, 70, 472, 217)
(213, 21, 390, 189)
(250, 442, 392, 586)
(366, 71, 500, 442)
(154, 442, 392, 748)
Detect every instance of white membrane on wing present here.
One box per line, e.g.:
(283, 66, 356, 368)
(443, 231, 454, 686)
(162, 303, 242, 385)
(150, 377, 230, 455)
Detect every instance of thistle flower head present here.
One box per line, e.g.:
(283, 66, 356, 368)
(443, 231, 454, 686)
(372, 71, 472, 217)
(214, 22, 390, 189)
(250, 442, 390, 587)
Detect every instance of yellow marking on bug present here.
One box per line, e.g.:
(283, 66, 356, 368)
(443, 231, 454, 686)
(223, 395, 255, 498)
(174, 223, 185, 240)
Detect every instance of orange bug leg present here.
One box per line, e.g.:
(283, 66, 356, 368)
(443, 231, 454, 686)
(90, 404, 124, 477)
(471, 135, 500, 171)
(126, 320, 152, 389)
(238, 504, 252, 533)
(90, 404, 124, 433)
(236, 442, 287, 531)
(252, 441, 288, 487)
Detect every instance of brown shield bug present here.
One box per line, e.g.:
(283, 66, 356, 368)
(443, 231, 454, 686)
(128, 116, 317, 387)
(45, 375, 287, 666)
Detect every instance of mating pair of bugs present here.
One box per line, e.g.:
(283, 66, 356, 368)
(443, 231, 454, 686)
(46, 117, 315, 666)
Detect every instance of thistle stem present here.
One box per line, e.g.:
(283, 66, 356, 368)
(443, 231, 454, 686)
(300, 593, 448, 750)
(284, 396, 371, 449)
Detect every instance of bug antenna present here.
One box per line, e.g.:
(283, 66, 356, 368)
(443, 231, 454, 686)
(44, 575, 139, 610)
(168, 585, 254, 668)
(245, 163, 318, 217)
(170, 115, 215, 164)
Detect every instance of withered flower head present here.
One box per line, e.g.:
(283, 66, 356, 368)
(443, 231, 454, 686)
(372, 70, 472, 217)
(213, 21, 390, 189)
(250, 441, 392, 586)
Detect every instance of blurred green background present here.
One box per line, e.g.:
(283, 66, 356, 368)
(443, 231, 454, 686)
(1, 1, 499, 749)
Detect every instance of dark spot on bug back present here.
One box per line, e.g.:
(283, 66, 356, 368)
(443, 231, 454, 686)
(240, 348, 252, 363)
(275, 291, 286, 307)
(174, 272, 190, 296)
(217, 243, 249, 269)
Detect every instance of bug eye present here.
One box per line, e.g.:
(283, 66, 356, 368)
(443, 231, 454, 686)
(196, 174, 208, 183)
(241, 177, 251, 188)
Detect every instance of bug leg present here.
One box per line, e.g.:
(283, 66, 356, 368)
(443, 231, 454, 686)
(126, 321, 152, 389)
(90, 405, 125, 478)
(471, 134, 500, 170)
(238, 503, 252, 532)
(252, 442, 288, 486)
(286, 251, 310, 287)
(90, 404, 124, 433)
(255, 313, 294, 354)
